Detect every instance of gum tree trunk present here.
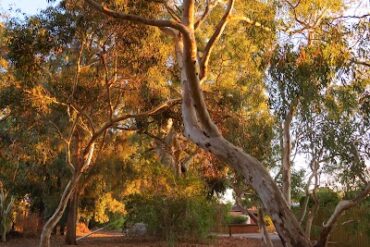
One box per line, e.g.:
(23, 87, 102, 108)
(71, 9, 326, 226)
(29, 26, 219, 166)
(65, 189, 79, 245)
(282, 118, 292, 206)
(281, 98, 298, 207)
(39, 174, 81, 247)
(39, 141, 95, 247)
(178, 2, 311, 245)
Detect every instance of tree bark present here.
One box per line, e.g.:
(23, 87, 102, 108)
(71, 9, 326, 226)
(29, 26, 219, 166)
(179, 2, 311, 245)
(305, 185, 319, 239)
(258, 208, 274, 247)
(305, 206, 317, 239)
(65, 189, 79, 245)
(282, 118, 292, 206)
(305, 161, 320, 239)
(281, 98, 298, 207)
(86, 1, 312, 246)
(39, 174, 81, 247)
(84, 1, 370, 246)
(187, 134, 312, 246)
(39, 140, 95, 247)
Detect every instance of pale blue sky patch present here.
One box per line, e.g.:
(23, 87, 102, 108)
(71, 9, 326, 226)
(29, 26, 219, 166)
(0, 0, 59, 16)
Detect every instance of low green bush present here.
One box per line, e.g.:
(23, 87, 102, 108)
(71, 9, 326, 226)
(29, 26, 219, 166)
(226, 215, 248, 224)
(124, 194, 224, 243)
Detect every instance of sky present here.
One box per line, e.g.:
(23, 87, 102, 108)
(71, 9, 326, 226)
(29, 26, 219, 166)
(0, 0, 58, 16)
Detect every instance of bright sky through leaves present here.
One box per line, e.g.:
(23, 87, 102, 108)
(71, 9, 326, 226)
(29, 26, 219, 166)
(0, 0, 59, 15)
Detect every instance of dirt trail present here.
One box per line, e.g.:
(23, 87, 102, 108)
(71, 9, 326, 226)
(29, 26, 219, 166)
(0, 231, 282, 247)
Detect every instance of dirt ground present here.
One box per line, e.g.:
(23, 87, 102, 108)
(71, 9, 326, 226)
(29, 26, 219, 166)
(0, 232, 283, 247)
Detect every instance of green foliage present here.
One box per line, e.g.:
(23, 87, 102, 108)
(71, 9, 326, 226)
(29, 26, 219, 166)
(124, 193, 224, 243)
(225, 215, 248, 224)
(1, 2, 173, 223)
(306, 192, 370, 246)
(299, 187, 340, 209)
(276, 168, 307, 202)
(119, 159, 228, 242)
(106, 214, 125, 231)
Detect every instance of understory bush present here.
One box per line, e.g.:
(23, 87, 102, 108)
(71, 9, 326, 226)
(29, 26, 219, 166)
(124, 194, 224, 243)
(225, 215, 248, 224)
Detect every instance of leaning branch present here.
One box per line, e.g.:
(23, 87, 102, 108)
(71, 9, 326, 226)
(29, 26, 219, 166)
(85, 0, 187, 33)
(315, 182, 370, 247)
(199, 0, 235, 81)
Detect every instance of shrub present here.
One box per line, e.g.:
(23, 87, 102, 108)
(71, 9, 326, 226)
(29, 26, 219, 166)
(226, 215, 248, 224)
(124, 194, 223, 243)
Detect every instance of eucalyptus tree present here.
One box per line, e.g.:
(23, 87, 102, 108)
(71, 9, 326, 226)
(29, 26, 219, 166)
(267, 44, 337, 206)
(82, 0, 310, 245)
(267, 0, 362, 206)
(3, 4, 179, 247)
(296, 89, 370, 243)
(315, 103, 370, 246)
(83, 0, 370, 246)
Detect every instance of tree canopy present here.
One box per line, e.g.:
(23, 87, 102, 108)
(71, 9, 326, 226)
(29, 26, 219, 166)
(0, 1, 369, 247)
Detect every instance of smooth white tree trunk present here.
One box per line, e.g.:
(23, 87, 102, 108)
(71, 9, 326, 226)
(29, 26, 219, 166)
(39, 174, 80, 247)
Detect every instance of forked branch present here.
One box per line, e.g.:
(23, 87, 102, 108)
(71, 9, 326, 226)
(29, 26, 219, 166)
(83, 98, 181, 157)
(199, 0, 235, 81)
(315, 182, 370, 247)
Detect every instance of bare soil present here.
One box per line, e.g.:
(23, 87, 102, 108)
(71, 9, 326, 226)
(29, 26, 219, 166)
(0, 231, 283, 247)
